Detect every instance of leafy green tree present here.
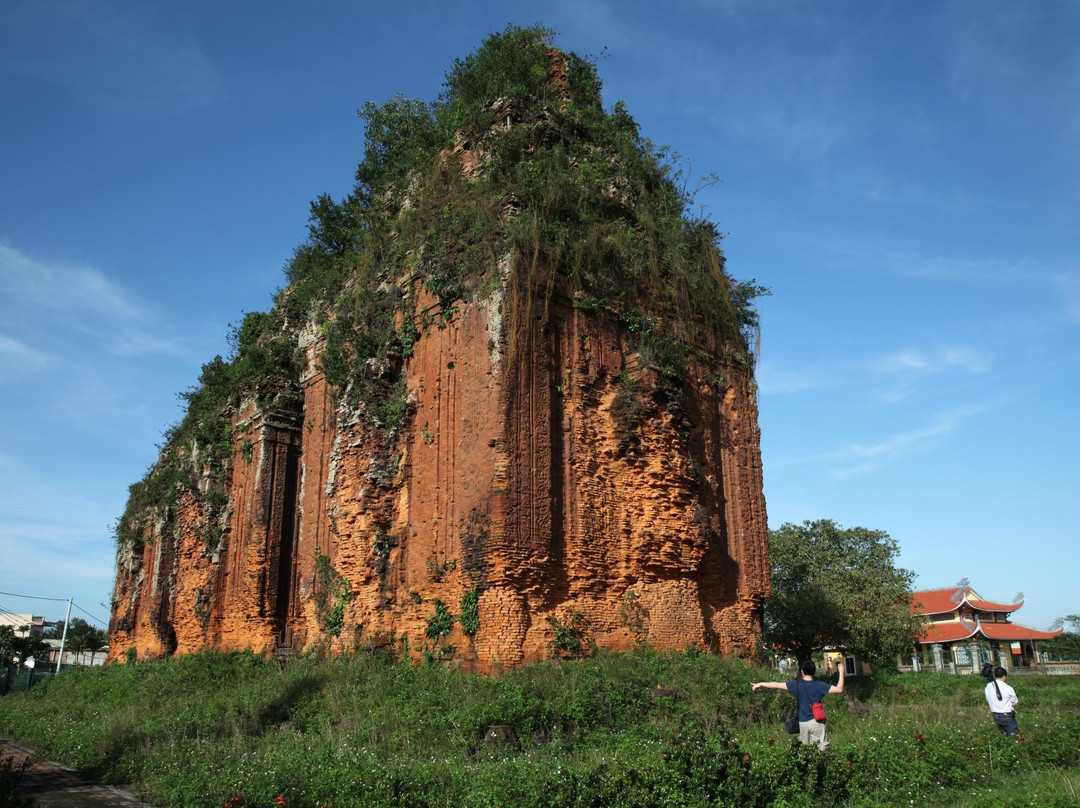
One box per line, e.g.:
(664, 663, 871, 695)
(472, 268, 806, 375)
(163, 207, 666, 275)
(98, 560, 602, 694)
(764, 519, 922, 671)
(67, 619, 108, 665)
(0, 626, 49, 667)
(40, 618, 108, 665)
(0, 625, 18, 666)
(84, 628, 108, 665)
(1045, 614, 1080, 660)
(1045, 633, 1080, 661)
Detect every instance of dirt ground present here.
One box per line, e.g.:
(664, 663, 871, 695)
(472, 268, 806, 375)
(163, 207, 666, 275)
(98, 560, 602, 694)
(1, 738, 157, 807)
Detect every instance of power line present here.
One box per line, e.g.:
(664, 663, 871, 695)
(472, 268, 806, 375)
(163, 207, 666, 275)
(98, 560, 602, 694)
(0, 590, 70, 603)
(0, 604, 34, 619)
(0, 592, 107, 628)
(71, 602, 108, 628)
(0, 604, 26, 621)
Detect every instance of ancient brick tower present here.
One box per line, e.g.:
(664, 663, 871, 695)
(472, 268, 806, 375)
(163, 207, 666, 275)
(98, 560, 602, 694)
(109, 28, 770, 669)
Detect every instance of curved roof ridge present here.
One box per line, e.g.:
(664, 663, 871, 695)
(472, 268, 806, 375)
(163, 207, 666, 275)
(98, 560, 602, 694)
(911, 584, 1024, 615)
(977, 621, 1063, 641)
(962, 586, 1024, 612)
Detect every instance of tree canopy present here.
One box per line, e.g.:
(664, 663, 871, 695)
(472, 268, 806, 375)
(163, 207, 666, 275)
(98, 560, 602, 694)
(0, 625, 49, 667)
(44, 618, 108, 664)
(1045, 614, 1080, 661)
(764, 519, 922, 671)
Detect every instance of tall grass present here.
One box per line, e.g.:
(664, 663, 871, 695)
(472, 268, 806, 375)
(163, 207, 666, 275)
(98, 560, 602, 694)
(1, 649, 1077, 807)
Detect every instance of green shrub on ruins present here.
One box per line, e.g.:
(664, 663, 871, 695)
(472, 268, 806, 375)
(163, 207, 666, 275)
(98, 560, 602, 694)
(2, 650, 1079, 807)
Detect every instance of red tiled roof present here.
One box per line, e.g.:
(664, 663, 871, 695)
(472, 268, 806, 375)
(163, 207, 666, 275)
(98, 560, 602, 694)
(911, 586, 1022, 616)
(918, 619, 978, 643)
(911, 587, 964, 614)
(978, 622, 1063, 642)
(916, 618, 1063, 644)
(964, 589, 1024, 612)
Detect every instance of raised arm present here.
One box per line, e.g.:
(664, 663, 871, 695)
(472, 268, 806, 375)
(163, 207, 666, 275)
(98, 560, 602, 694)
(751, 681, 790, 691)
(828, 662, 845, 694)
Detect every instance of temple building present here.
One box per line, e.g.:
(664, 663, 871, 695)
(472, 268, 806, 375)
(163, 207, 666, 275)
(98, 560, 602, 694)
(909, 585, 1062, 673)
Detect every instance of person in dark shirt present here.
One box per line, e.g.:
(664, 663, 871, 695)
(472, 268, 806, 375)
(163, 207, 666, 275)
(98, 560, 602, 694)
(752, 659, 845, 749)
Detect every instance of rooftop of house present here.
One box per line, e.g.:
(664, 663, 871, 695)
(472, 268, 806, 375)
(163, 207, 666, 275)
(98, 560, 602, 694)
(912, 585, 1063, 645)
(911, 585, 1022, 616)
(0, 613, 46, 636)
(919, 617, 1063, 644)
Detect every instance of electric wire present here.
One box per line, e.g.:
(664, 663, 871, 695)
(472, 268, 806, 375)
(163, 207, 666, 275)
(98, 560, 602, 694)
(0, 590, 70, 602)
(0, 591, 107, 628)
(70, 601, 108, 628)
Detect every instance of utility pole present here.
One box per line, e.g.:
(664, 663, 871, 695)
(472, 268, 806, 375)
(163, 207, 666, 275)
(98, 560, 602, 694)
(55, 597, 72, 674)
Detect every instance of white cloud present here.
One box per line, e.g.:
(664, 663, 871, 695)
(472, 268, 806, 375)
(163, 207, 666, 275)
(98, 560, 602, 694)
(895, 254, 1080, 333)
(0, 453, 121, 589)
(777, 405, 987, 480)
(0, 243, 185, 363)
(857, 175, 998, 215)
(0, 530, 115, 605)
(759, 345, 991, 399)
(837, 407, 974, 460)
(896, 254, 1028, 284)
(756, 361, 832, 395)
(0, 333, 55, 371)
(0, 244, 142, 322)
(802, 233, 1079, 334)
(867, 347, 993, 377)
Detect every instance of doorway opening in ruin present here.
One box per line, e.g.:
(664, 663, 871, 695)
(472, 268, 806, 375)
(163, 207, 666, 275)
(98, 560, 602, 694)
(274, 442, 301, 648)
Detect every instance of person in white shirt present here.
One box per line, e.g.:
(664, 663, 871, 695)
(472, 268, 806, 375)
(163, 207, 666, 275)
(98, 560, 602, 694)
(984, 666, 1019, 736)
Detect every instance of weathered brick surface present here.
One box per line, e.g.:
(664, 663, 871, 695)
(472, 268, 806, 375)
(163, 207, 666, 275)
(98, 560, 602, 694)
(109, 274, 769, 668)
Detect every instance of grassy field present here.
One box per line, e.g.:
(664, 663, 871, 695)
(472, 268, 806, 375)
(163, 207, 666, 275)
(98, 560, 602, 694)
(1, 648, 1078, 807)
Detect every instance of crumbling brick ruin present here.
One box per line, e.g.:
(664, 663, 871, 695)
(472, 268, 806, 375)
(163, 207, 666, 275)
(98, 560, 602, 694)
(109, 27, 770, 670)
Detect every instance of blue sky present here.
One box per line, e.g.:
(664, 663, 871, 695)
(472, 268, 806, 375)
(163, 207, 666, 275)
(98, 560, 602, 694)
(1, 1, 1077, 634)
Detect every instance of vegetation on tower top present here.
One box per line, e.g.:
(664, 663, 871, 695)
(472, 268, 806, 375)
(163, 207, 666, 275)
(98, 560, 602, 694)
(113, 24, 768, 550)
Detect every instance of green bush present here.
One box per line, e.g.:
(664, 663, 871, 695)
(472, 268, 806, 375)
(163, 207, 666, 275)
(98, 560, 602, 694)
(3, 651, 1079, 807)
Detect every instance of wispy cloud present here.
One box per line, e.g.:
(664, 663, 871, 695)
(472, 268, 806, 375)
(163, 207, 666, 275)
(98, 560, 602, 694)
(0, 1, 225, 113)
(775, 405, 987, 479)
(895, 253, 1032, 284)
(1051, 270, 1080, 326)
(0, 530, 116, 599)
(0, 453, 121, 606)
(589, 3, 856, 163)
(828, 406, 985, 479)
(856, 174, 1000, 215)
(692, 45, 854, 161)
(0, 333, 55, 371)
(867, 347, 993, 377)
(756, 361, 834, 395)
(0, 244, 142, 322)
(800, 232, 1080, 333)
(889, 252, 1080, 334)
(939, 2, 1041, 108)
(0, 243, 186, 371)
(760, 345, 991, 399)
